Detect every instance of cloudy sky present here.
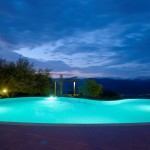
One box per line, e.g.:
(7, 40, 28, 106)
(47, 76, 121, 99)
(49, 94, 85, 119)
(0, 0, 150, 78)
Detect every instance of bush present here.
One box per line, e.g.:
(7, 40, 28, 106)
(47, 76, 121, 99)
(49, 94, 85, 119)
(101, 90, 121, 100)
(79, 79, 103, 99)
(0, 58, 52, 97)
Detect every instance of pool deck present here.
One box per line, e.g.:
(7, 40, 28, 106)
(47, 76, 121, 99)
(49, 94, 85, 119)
(0, 123, 150, 150)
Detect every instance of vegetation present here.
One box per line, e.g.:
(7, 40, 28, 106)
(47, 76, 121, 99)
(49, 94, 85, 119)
(78, 79, 122, 100)
(101, 90, 121, 100)
(0, 58, 52, 97)
(0, 57, 122, 100)
(79, 79, 103, 99)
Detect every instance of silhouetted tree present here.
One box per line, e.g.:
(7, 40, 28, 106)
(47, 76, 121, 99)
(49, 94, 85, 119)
(79, 79, 103, 99)
(0, 58, 52, 97)
(34, 68, 52, 96)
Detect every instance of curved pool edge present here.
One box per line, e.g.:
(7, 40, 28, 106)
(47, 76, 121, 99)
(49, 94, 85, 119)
(1, 97, 150, 124)
(0, 121, 150, 126)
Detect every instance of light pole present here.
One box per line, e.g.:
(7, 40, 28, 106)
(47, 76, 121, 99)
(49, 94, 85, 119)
(73, 82, 76, 96)
(60, 74, 63, 96)
(54, 81, 57, 97)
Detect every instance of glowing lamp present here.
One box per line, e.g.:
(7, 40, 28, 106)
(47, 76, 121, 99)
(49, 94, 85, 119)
(3, 89, 7, 93)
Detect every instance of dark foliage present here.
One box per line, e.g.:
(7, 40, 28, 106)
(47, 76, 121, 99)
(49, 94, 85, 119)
(101, 90, 121, 100)
(0, 58, 52, 97)
(79, 79, 103, 99)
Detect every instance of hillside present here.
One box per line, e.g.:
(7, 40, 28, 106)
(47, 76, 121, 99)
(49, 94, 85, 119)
(61, 78, 150, 98)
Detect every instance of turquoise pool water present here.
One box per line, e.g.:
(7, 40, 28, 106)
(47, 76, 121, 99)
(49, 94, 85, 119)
(0, 97, 150, 124)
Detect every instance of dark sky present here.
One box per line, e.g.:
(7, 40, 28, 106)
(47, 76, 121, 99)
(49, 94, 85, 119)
(0, 0, 150, 78)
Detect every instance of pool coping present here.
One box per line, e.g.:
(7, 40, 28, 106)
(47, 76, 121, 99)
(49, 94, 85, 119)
(0, 121, 150, 126)
(1, 122, 150, 150)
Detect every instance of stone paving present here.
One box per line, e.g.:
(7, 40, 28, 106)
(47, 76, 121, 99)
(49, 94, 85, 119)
(0, 123, 150, 150)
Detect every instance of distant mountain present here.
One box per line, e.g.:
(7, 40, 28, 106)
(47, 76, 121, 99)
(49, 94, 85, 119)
(94, 78, 150, 98)
(135, 76, 150, 80)
(58, 78, 150, 98)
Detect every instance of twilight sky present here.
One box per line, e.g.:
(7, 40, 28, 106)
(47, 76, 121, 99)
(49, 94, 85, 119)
(0, 0, 150, 78)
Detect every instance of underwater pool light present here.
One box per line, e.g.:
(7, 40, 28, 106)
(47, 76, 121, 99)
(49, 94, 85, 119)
(47, 96, 57, 100)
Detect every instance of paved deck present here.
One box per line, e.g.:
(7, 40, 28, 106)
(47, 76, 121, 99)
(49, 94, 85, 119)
(0, 123, 150, 150)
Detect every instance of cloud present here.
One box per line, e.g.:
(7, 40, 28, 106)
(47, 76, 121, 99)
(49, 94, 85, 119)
(0, 0, 150, 78)
(13, 23, 126, 68)
(107, 62, 150, 70)
(52, 70, 103, 78)
(114, 0, 150, 14)
(14, 44, 115, 68)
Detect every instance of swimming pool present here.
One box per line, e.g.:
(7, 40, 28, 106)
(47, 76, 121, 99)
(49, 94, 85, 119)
(0, 97, 150, 124)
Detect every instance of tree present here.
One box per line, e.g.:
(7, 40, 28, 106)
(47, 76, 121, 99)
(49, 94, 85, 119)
(10, 58, 36, 96)
(34, 68, 52, 96)
(0, 58, 52, 97)
(79, 79, 103, 99)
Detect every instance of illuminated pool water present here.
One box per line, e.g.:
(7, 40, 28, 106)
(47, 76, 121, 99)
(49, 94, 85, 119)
(0, 97, 150, 124)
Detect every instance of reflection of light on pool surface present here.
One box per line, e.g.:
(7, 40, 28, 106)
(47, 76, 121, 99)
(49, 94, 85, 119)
(137, 105, 150, 112)
(46, 96, 57, 101)
(0, 97, 150, 124)
(0, 107, 10, 113)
